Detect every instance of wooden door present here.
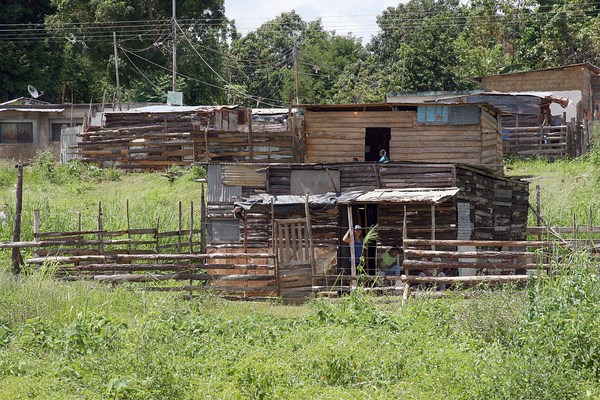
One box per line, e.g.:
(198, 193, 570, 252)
(275, 218, 313, 302)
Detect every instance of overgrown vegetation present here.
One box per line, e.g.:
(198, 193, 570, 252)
(0, 156, 597, 397)
(1, 253, 599, 398)
(0, 155, 203, 269)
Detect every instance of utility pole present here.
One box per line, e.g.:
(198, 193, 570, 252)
(172, 0, 177, 92)
(113, 32, 122, 111)
(293, 43, 300, 105)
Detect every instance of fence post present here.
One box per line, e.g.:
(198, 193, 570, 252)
(12, 161, 23, 274)
(536, 185, 541, 241)
(566, 120, 573, 157)
(126, 199, 131, 253)
(33, 209, 40, 258)
(97, 202, 104, 255)
(177, 201, 182, 253)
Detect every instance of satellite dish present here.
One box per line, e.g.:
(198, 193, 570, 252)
(27, 85, 43, 99)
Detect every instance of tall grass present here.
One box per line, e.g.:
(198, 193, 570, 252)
(1, 248, 600, 399)
(0, 154, 204, 271)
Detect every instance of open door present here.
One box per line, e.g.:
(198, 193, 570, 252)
(365, 127, 391, 161)
(275, 218, 313, 302)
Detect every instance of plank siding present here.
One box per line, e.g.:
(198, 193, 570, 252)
(304, 107, 502, 171)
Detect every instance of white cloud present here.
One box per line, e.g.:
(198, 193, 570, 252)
(224, 0, 399, 44)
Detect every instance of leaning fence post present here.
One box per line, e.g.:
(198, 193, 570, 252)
(12, 161, 23, 274)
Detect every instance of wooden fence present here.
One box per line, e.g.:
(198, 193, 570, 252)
(14, 200, 278, 299)
(502, 120, 590, 158)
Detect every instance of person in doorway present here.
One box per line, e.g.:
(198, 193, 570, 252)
(378, 246, 402, 278)
(343, 224, 363, 268)
(378, 149, 390, 163)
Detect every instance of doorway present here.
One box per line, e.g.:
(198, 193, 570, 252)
(339, 204, 378, 276)
(365, 127, 391, 162)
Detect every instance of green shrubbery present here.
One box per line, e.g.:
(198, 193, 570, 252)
(30, 151, 122, 185)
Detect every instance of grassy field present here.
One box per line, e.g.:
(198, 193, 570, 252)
(0, 154, 599, 398)
(1, 254, 599, 399)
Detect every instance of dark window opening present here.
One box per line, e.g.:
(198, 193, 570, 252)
(365, 127, 391, 162)
(51, 123, 67, 142)
(0, 122, 33, 143)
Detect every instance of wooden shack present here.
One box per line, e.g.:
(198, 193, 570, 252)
(77, 105, 302, 170)
(203, 162, 529, 301)
(300, 103, 503, 173)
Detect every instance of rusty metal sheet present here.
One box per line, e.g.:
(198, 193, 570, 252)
(221, 165, 266, 188)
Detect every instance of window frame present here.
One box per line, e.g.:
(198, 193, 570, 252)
(0, 120, 38, 144)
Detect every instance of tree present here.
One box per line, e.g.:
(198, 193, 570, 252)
(228, 11, 364, 106)
(368, 0, 474, 93)
(45, 0, 229, 104)
(0, 0, 64, 102)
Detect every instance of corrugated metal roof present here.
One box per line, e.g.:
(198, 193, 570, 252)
(0, 108, 65, 113)
(109, 105, 240, 114)
(339, 187, 460, 204)
(252, 108, 297, 115)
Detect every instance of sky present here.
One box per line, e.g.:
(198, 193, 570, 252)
(223, 0, 400, 44)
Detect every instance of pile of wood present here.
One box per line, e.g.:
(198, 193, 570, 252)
(76, 107, 302, 170)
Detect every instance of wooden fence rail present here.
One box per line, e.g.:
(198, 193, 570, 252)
(502, 120, 588, 158)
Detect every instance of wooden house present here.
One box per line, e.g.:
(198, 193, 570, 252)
(203, 162, 529, 301)
(300, 102, 504, 173)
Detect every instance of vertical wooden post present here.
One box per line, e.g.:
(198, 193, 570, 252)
(566, 120, 573, 157)
(11, 161, 23, 274)
(203, 126, 209, 161)
(177, 201, 182, 253)
(589, 204, 595, 249)
(200, 186, 206, 253)
(33, 209, 40, 258)
(248, 108, 254, 162)
(97, 202, 104, 255)
(189, 201, 194, 253)
(304, 193, 315, 279)
(402, 205, 409, 305)
(272, 202, 280, 297)
(347, 206, 356, 285)
(126, 199, 131, 253)
(573, 212, 578, 249)
(155, 217, 160, 254)
(243, 208, 248, 253)
(189, 201, 194, 297)
(536, 185, 542, 240)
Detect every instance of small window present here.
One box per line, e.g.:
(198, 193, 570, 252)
(51, 123, 67, 142)
(0, 122, 33, 143)
(417, 106, 449, 125)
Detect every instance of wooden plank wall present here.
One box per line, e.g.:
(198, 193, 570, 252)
(304, 109, 503, 170)
(267, 164, 456, 194)
(78, 110, 300, 170)
(304, 111, 414, 163)
(481, 110, 503, 171)
(378, 201, 457, 246)
(454, 166, 529, 241)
